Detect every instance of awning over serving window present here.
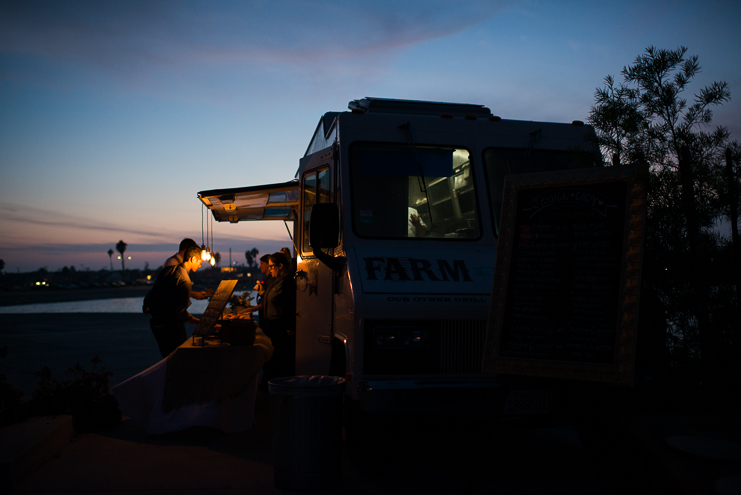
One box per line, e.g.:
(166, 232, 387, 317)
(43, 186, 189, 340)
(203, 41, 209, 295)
(197, 180, 299, 223)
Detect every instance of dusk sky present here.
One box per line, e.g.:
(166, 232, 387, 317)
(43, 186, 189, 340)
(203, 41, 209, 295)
(1, 0, 740, 273)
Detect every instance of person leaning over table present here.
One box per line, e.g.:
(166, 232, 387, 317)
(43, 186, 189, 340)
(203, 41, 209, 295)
(162, 238, 213, 301)
(143, 245, 204, 358)
(245, 252, 296, 386)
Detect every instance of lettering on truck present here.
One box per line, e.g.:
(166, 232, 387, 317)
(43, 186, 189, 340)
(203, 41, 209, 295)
(363, 257, 473, 282)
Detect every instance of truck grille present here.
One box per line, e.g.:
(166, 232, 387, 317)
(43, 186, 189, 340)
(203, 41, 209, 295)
(440, 319, 487, 374)
(363, 319, 488, 376)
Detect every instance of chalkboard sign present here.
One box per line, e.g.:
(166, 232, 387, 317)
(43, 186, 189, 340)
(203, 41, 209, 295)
(483, 166, 646, 385)
(192, 279, 238, 337)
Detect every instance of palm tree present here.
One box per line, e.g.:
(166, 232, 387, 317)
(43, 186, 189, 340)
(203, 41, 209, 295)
(116, 240, 127, 282)
(245, 248, 259, 269)
(107, 249, 114, 283)
(213, 252, 221, 267)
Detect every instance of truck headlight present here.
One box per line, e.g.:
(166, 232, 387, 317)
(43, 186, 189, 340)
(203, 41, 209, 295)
(374, 326, 429, 348)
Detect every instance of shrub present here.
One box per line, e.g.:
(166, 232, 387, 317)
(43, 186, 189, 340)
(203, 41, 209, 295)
(0, 373, 27, 427)
(26, 356, 121, 433)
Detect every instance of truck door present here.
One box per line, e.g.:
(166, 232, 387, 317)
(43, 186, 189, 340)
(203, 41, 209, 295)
(295, 147, 335, 375)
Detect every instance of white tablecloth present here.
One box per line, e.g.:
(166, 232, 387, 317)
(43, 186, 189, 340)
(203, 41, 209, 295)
(112, 328, 273, 434)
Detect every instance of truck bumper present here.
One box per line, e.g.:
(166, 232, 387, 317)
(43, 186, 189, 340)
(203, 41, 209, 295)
(355, 379, 505, 415)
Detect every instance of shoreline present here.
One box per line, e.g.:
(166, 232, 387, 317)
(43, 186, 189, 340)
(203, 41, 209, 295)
(0, 285, 152, 307)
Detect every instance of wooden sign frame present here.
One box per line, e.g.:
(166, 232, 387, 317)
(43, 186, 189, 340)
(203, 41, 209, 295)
(192, 279, 238, 337)
(483, 166, 646, 385)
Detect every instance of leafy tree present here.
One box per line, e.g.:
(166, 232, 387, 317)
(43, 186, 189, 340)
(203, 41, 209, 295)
(589, 46, 735, 407)
(589, 74, 644, 166)
(116, 240, 127, 281)
(719, 143, 741, 300)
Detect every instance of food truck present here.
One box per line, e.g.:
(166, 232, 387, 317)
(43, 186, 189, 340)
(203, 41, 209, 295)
(197, 97, 602, 421)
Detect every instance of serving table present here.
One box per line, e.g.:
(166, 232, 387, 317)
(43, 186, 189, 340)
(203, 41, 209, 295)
(112, 327, 273, 434)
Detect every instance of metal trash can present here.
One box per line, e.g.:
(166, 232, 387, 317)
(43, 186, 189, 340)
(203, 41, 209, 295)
(268, 375, 346, 490)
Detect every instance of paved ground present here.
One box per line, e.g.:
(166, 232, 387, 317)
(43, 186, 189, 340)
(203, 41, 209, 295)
(3, 314, 741, 494)
(7, 390, 611, 495)
(8, 394, 741, 494)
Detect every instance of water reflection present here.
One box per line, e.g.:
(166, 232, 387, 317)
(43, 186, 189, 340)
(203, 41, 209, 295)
(0, 297, 211, 314)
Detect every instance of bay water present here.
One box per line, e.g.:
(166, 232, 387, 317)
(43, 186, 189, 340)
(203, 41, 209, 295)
(0, 292, 254, 314)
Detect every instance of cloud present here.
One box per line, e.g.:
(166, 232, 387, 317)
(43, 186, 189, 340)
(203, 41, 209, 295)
(2, 237, 280, 255)
(0, 202, 176, 242)
(0, 0, 507, 79)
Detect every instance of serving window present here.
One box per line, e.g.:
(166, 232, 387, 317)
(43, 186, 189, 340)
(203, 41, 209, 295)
(350, 143, 480, 240)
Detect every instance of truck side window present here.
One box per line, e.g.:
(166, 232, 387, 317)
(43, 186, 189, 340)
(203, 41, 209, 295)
(350, 143, 479, 240)
(302, 168, 330, 255)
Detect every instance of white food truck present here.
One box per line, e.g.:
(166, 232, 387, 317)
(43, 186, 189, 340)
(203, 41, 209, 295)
(197, 97, 601, 423)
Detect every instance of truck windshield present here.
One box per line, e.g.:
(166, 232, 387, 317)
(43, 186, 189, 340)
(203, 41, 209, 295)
(484, 148, 599, 236)
(350, 143, 480, 240)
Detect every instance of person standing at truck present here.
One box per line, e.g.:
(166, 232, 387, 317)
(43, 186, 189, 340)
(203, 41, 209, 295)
(280, 246, 297, 274)
(259, 252, 296, 385)
(143, 245, 203, 358)
(162, 238, 213, 301)
(243, 254, 273, 324)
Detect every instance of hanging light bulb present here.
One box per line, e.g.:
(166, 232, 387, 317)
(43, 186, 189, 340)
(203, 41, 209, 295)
(201, 202, 217, 266)
(201, 205, 211, 262)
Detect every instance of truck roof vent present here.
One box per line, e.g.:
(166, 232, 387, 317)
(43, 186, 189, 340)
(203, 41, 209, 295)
(349, 97, 492, 118)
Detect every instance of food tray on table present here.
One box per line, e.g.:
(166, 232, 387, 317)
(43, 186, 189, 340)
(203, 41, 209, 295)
(217, 314, 256, 346)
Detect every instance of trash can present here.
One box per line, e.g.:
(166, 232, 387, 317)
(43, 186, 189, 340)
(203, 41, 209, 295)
(268, 375, 346, 490)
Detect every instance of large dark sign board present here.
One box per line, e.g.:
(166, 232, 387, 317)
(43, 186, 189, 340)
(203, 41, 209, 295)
(193, 279, 238, 337)
(483, 166, 646, 385)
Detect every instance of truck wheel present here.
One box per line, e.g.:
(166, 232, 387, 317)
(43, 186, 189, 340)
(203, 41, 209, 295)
(328, 337, 346, 377)
(344, 398, 385, 470)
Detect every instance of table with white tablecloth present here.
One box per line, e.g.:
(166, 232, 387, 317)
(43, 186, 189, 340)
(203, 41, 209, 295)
(112, 328, 273, 434)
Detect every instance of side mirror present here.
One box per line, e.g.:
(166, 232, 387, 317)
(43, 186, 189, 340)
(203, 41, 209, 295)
(310, 203, 340, 249)
(309, 203, 344, 272)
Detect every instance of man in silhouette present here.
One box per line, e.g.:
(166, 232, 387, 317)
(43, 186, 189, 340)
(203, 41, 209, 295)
(144, 245, 203, 357)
